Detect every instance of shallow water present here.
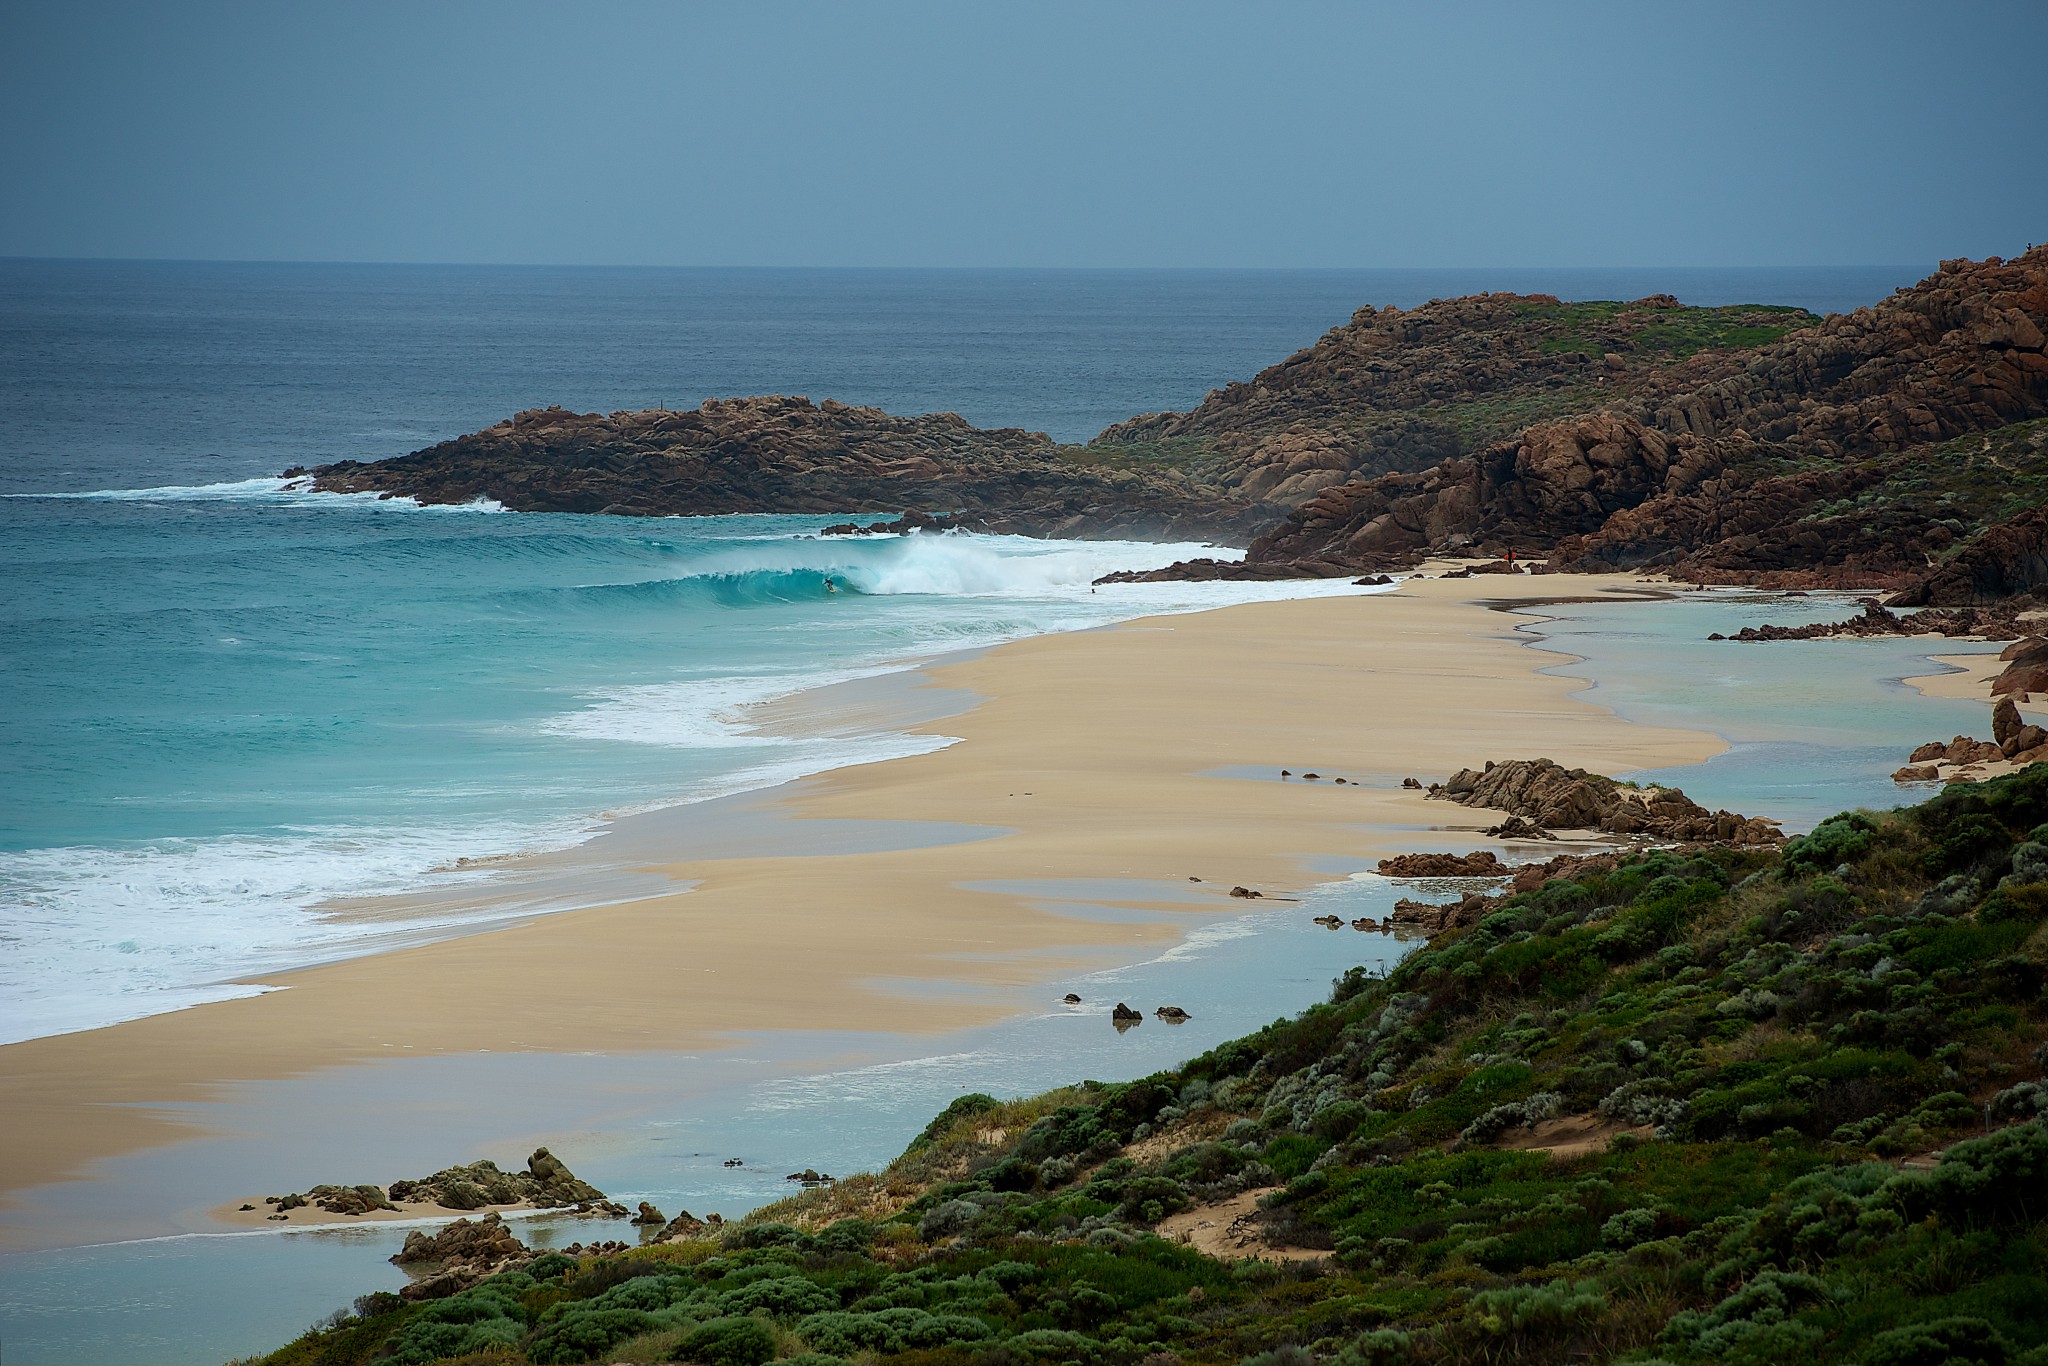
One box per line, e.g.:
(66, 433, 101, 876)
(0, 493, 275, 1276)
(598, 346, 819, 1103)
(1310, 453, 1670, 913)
(1510, 590, 1991, 830)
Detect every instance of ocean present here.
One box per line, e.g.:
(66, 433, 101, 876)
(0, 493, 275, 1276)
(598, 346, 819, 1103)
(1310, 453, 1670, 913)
(0, 259, 1922, 1049)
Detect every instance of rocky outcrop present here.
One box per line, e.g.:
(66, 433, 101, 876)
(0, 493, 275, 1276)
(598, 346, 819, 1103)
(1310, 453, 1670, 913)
(1430, 759, 1783, 845)
(299, 397, 1261, 541)
(1891, 505, 2048, 607)
(1093, 293, 1817, 504)
(658, 1209, 726, 1240)
(388, 1213, 542, 1301)
(393, 1212, 529, 1267)
(1898, 699, 2048, 783)
(1712, 599, 2029, 642)
(385, 1147, 616, 1213)
(1121, 250, 2048, 590)
(264, 1183, 396, 1217)
(1376, 850, 1511, 878)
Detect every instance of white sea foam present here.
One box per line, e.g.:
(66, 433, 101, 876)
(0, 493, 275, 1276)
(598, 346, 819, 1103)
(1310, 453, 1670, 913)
(0, 820, 592, 1045)
(11, 477, 506, 511)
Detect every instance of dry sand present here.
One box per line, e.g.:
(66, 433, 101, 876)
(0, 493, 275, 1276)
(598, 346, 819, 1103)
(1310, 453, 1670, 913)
(0, 572, 1723, 1228)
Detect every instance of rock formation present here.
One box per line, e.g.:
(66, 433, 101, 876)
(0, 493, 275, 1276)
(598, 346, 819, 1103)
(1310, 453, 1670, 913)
(1429, 759, 1782, 845)
(1376, 850, 1510, 878)
(384, 1147, 617, 1213)
(1713, 599, 2031, 643)
(1109, 251, 2048, 594)
(299, 397, 1261, 541)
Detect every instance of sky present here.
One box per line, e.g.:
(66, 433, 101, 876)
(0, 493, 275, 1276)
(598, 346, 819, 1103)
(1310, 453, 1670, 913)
(0, 0, 2043, 268)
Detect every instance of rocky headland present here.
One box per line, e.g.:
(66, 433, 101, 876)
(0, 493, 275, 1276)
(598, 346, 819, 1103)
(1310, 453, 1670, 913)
(1106, 249, 2048, 601)
(296, 396, 1265, 541)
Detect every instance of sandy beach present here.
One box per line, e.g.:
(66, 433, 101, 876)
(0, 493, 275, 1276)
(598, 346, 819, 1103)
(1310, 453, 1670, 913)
(0, 571, 1724, 1237)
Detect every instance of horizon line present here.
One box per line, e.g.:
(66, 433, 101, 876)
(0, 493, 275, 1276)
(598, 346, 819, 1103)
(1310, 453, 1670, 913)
(0, 253, 1933, 274)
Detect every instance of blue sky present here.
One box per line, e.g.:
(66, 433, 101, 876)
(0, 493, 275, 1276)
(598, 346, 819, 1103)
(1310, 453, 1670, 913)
(1, 0, 2042, 267)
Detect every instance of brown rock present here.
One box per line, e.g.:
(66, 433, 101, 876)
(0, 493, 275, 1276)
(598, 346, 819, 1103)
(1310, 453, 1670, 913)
(659, 1210, 708, 1240)
(1428, 757, 1780, 845)
(1893, 764, 1942, 783)
(1995, 697, 2023, 747)
(1910, 741, 1948, 763)
(2007, 723, 2048, 757)
(1375, 850, 1509, 878)
(392, 1212, 527, 1267)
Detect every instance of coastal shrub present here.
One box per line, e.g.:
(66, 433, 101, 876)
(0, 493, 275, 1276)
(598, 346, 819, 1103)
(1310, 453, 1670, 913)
(1239, 1347, 1315, 1366)
(909, 1093, 1001, 1151)
(713, 1274, 836, 1318)
(595, 1273, 692, 1312)
(919, 1198, 986, 1241)
(1662, 1270, 1828, 1359)
(1004, 1328, 1105, 1361)
(526, 1251, 577, 1281)
(794, 1307, 991, 1355)
(1466, 1278, 1606, 1337)
(383, 1285, 530, 1365)
(1861, 1316, 2017, 1366)
(673, 1315, 775, 1366)
(1327, 1329, 1414, 1365)
(1461, 1091, 1562, 1144)
(528, 1307, 666, 1364)
(1783, 812, 1877, 874)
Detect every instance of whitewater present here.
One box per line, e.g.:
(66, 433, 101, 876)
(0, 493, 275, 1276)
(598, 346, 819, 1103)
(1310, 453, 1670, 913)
(0, 479, 1379, 1045)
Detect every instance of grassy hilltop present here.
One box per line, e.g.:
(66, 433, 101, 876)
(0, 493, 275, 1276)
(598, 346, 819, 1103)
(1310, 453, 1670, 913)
(248, 768, 2048, 1366)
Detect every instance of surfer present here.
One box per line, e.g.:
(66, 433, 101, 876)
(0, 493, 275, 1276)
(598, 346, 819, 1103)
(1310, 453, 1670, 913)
(823, 576, 837, 594)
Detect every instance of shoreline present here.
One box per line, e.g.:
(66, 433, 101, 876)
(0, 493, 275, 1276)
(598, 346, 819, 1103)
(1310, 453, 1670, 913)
(0, 570, 1725, 1250)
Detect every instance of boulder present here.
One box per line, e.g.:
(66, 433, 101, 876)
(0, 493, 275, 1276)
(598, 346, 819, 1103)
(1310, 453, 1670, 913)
(1894, 764, 1942, 783)
(1111, 1002, 1143, 1023)
(659, 1210, 708, 1240)
(1376, 850, 1509, 878)
(392, 1212, 527, 1268)
(1995, 697, 2024, 747)
(1154, 1005, 1191, 1022)
(631, 1202, 666, 1226)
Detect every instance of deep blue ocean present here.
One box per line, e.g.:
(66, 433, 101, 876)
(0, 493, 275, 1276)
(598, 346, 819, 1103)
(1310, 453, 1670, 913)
(0, 260, 1924, 1046)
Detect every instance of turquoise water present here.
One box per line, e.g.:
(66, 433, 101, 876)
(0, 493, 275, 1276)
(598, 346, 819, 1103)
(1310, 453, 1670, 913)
(0, 489, 1384, 1043)
(1513, 591, 1992, 829)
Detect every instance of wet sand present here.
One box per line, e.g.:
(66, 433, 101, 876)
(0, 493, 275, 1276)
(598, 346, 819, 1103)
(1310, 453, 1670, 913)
(0, 571, 1723, 1241)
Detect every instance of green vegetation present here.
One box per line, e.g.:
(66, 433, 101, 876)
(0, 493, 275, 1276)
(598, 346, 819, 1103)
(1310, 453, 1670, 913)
(244, 769, 2048, 1365)
(1790, 417, 2048, 555)
(1513, 299, 1820, 361)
